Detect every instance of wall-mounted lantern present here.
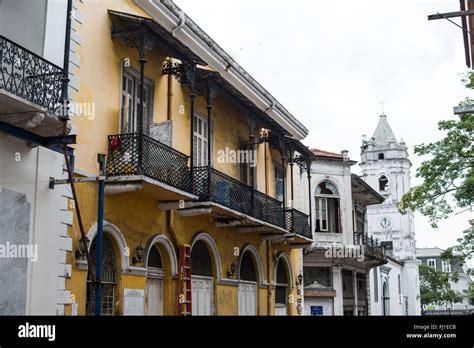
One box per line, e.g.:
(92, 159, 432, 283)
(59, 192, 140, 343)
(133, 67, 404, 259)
(132, 243, 145, 266)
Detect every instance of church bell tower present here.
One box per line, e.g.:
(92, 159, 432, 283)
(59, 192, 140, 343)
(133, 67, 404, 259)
(360, 113, 420, 315)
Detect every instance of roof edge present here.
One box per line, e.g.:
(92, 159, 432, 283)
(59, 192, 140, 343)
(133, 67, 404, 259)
(134, 0, 309, 139)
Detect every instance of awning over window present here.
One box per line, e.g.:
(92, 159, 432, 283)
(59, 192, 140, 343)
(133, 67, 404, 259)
(108, 10, 206, 65)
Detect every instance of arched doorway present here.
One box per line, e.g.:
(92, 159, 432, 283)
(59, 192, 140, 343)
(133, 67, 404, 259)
(191, 240, 213, 316)
(146, 244, 164, 315)
(86, 233, 117, 315)
(382, 280, 390, 316)
(238, 250, 258, 315)
(275, 257, 289, 316)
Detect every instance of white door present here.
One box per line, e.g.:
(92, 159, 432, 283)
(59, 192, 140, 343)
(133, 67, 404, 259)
(238, 282, 257, 315)
(192, 276, 212, 316)
(275, 305, 288, 316)
(147, 278, 163, 315)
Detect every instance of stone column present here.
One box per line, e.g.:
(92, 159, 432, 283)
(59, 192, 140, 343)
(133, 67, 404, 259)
(333, 266, 343, 315)
(353, 270, 358, 316)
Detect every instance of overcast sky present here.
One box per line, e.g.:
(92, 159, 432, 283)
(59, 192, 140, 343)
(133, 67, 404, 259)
(176, 0, 473, 250)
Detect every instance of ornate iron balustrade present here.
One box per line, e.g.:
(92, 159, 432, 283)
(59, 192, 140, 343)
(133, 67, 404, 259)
(106, 133, 191, 192)
(253, 189, 285, 229)
(0, 35, 64, 115)
(285, 208, 312, 239)
(353, 231, 385, 259)
(193, 166, 285, 228)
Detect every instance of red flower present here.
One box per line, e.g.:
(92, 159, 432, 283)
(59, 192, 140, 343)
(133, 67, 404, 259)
(110, 136, 121, 151)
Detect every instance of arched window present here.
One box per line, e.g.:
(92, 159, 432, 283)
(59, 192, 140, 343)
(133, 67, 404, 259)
(191, 240, 214, 316)
(191, 241, 213, 276)
(315, 181, 338, 195)
(314, 181, 341, 233)
(86, 234, 117, 316)
(378, 153, 385, 160)
(146, 244, 165, 315)
(238, 251, 258, 315)
(239, 251, 257, 282)
(275, 258, 289, 315)
(379, 175, 389, 191)
(147, 245, 163, 269)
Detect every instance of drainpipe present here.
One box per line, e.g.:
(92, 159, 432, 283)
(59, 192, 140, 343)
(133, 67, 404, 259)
(267, 240, 272, 315)
(188, 64, 196, 185)
(289, 150, 294, 209)
(95, 154, 106, 316)
(167, 57, 173, 120)
(138, 27, 146, 135)
(281, 141, 286, 224)
(171, 10, 186, 37)
(61, 0, 95, 285)
(264, 140, 269, 194)
(167, 210, 178, 251)
(62, 0, 72, 101)
(288, 150, 294, 233)
(206, 77, 213, 198)
(138, 27, 146, 168)
(165, 57, 178, 251)
(264, 100, 275, 114)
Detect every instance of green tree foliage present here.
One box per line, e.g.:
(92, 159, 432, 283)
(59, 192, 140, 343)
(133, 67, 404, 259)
(441, 221, 473, 271)
(419, 264, 463, 314)
(398, 112, 473, 228)
(399, 73, 473, 272)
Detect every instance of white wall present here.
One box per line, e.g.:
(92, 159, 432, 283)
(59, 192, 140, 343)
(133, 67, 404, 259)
(368, 267, 381, 315)
(43, 0, 68, 67)
(401, 260, 421, 315)
(0, 0, 47, 56)
(0, 0, 67, 67)
(369, 260, 405, 316)
(309, 159, 354, 246)
(0, 135, 72, 314)
(304, 297, 334, 316)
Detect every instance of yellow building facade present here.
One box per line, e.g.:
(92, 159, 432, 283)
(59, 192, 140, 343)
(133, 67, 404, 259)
(65, 0, 313, 316)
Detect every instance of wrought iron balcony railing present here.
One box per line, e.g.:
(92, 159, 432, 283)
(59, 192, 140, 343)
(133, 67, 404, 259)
(285, 208, 312, 239)
(193, 166, 286, 229)
(353, 231, 385, 259)
(0, 35, 64, 115)
(106, 135, 311, 235)
(106, 133, 192, 192)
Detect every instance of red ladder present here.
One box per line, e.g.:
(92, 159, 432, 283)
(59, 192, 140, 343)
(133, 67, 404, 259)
(176, 244, 192, 316)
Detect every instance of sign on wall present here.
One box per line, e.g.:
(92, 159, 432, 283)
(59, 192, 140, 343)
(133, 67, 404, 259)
(311, 305, 323, 316)
(123, 289, 144, 316)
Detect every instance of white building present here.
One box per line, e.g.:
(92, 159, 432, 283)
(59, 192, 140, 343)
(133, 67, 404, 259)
(303, 149, 386, 316)
(360, 114, 421, 315)
(0, 0, 78, 315)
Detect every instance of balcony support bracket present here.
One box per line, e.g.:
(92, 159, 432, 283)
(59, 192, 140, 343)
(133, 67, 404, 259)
(178, 208, 212, 217)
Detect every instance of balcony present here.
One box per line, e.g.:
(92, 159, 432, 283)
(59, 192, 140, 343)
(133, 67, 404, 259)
(353, 232, 385, 261)
(106, 134, 313, 240)
(193, 166, 286, 231)
(285, 208, 313, 243)
(0, 35, 65, 137)
(106, 133, 194, 200)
